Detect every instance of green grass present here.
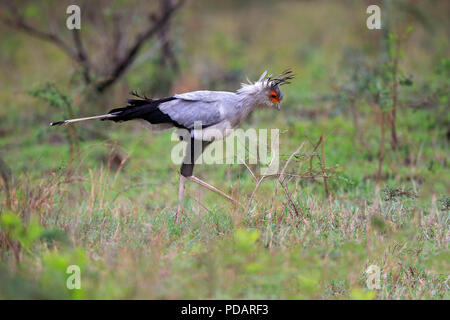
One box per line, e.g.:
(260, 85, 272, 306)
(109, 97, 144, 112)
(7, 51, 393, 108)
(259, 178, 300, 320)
(1, 108, 448, 299)
(0, 0, 449, 300)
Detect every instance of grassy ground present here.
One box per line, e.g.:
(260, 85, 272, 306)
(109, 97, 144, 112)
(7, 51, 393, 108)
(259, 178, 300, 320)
(0, 0, 448, 299)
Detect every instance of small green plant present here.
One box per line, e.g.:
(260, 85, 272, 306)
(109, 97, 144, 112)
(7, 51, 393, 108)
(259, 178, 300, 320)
(0, 212, 42, 250)
(0, 212, 42, 264)
(29, 82, 79, 158)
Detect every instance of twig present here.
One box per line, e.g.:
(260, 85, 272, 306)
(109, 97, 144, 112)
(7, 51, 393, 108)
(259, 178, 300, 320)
(320, 132, 329, 197)
(237, 155, 257, 182)
(279, 142, 304, 184)
(377, 105, 385, 180)
(0, 156, 12, 209)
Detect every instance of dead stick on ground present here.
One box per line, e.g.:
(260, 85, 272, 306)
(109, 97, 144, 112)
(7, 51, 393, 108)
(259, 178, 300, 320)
(0, 157, 11, 209)
(377, 106, 385, 180)
(320, 132, 329, 197)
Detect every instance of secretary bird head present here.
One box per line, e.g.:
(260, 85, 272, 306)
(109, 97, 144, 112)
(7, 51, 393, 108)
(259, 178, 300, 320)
(238, 69, 294, 110)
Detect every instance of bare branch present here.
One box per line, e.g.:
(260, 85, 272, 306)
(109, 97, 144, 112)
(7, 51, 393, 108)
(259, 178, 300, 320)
(0, 1, 93, 84)
(157, 0, 180, 70)
(95, 0, 185, 92)
(0, 0, 185, 94)
(3, 18, 76, 59)
(72, 29, 92, 83)
(0, 156, 12, 209)
(0, 2, 77, 59)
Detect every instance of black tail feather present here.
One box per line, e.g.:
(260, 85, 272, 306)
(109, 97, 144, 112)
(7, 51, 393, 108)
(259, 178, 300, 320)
(50, 94, 182, 128)
(50, 120, 66, 126)
(106, 96, 182, 127)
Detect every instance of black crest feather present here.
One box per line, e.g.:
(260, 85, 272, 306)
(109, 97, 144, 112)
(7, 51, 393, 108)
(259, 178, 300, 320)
(268, 69, 295, 87)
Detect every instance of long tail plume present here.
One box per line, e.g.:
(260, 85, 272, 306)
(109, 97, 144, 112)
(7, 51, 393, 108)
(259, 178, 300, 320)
(50, 114, 117, 126)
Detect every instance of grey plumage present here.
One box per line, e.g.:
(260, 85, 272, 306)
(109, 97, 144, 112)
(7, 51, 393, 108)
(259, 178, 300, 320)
(50, 70, 293, 136)
(159, 92, 233, 129)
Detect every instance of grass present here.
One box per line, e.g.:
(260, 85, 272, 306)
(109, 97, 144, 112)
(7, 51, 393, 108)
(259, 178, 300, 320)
(0, 0, 449, 300)
(0, 114, 448, 299)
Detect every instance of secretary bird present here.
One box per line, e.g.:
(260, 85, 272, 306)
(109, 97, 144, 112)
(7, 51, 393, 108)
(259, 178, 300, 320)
(50, 70, 293, 223)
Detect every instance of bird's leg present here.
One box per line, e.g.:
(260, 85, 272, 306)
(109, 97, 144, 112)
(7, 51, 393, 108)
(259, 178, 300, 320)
(188, 175, 238, 205)
(176, 138, 239, 223)
(175, 175, 185, 224)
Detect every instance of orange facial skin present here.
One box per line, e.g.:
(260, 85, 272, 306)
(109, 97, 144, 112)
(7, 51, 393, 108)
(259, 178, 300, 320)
(269, 90, 281, 104)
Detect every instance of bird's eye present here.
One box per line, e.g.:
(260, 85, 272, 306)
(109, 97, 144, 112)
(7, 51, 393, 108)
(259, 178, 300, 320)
(270, 90, 278, 99)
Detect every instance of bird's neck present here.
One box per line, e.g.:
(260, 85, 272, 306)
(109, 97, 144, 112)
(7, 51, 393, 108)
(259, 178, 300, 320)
(236, 97, 258, 116)
(236, 81, 268, 107)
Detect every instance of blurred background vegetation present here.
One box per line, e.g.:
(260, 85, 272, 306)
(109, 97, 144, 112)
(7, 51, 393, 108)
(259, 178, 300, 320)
(0, 0, 448, 299)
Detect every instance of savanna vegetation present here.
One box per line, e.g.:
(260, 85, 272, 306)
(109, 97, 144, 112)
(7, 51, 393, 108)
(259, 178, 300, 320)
(0, 0, 448, 299)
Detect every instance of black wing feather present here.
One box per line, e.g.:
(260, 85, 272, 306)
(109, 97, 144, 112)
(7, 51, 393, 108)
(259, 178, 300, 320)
(106, 96, 184, 128)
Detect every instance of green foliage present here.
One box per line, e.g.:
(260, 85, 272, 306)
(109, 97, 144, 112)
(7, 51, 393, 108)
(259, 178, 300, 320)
(40, 249, 89, 300)
(0, 212, 42, 250)
(28, 82, 79, 154)
(28, 82, 76, 117)
(233, 229, 260, 253)
(0, 0, 448, 300)
(350, 288, 376, 300)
